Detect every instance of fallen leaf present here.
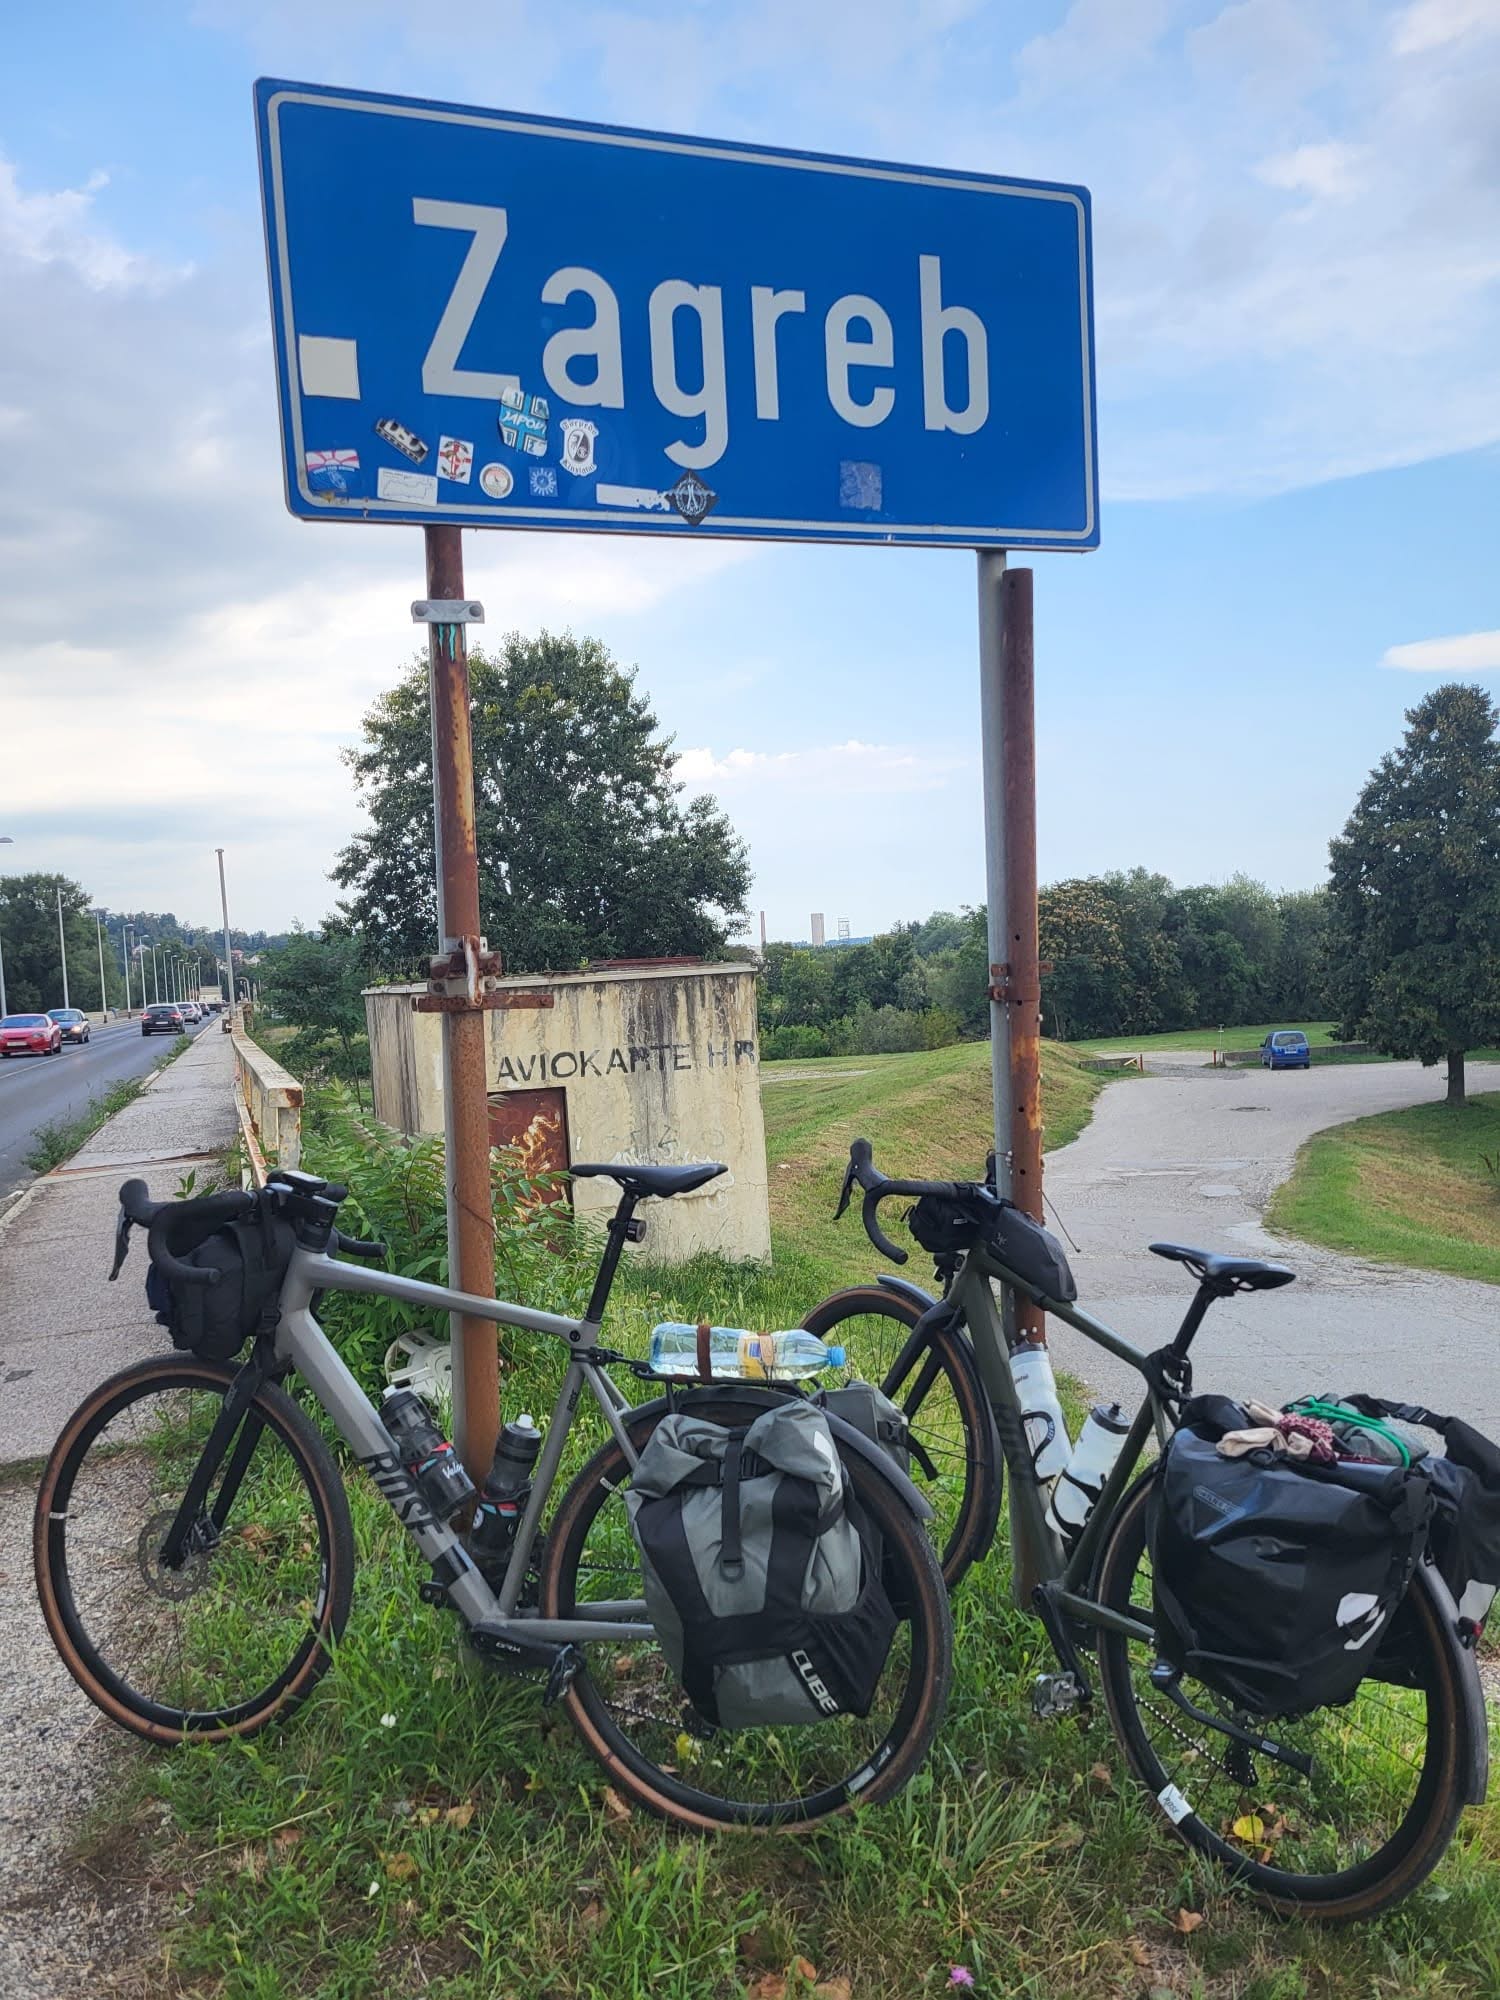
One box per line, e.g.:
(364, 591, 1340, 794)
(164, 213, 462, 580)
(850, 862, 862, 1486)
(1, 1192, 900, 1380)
(271, 1826, 303, 1850)
(747, 1977, 788, 2000)
(602, 1785, 632, 1822)
(612, 1654, 637, 1677)
(1231, 1812, 1265, 1845)
(443, 1801, 476, 1829)
(1172, 1907, 1204, 1935)
(1088, 1762, 1113, 1789)
(383, 1851, 419, 1882)
(579, 1897, 606, 1932)
(1126, 1937, 1150, 1967)
(814, 1979, 852, 2000)
(792, 1957, 818, 1984)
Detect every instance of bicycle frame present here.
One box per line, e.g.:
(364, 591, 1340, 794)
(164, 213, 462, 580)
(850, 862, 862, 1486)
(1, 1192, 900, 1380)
(942, 1247, 1175, 1645)
(269, 1241, 655, 1648)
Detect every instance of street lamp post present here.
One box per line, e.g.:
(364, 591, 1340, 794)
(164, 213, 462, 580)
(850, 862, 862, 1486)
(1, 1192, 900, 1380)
(93, 910, 108, 1016)
(122, 924, 134, 1018)
(216, 848, 239, 1033)
(150, 942, 160, 1004)
(55, 884, 70, 1011)
(0, 834, 12, 1016)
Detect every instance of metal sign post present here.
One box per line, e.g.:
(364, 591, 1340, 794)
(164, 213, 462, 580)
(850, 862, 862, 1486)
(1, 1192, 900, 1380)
(411, 532, 498, 1485)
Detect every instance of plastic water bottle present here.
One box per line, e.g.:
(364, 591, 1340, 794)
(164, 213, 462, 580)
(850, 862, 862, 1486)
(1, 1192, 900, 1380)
(468, 1414, 543, 1587)
(648, 1322, 846, 1380)
(1045, 1401, 1132, 1545)
(1008, 1343, 1073, 1483)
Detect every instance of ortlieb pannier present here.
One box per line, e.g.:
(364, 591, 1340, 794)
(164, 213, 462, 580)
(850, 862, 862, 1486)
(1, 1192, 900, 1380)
(146, 1199, 297, 1363)
(1149, 1397, 1434, 1719)
(625, 1399, 897, 1729)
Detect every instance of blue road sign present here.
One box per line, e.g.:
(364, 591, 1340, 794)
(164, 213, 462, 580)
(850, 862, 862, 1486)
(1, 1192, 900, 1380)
(255, 80, 1098, 549)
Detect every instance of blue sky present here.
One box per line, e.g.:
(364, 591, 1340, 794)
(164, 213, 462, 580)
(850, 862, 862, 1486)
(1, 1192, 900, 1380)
(1, 0, 1497, 938)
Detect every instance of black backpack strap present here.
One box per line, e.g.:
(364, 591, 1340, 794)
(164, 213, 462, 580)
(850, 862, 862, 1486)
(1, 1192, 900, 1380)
(719, 1437, 745, 1581)
(1344, 1393, 1453, 1435)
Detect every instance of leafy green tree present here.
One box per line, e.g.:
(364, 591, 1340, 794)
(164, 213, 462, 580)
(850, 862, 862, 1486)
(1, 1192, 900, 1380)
(334, 632, 750, 973)
(0, 873, 98, 1014)
(1272, 888, 1331, 1019)
(1039, 879, 1130, 1040)
(260, 926, 373, 1096)
(1328, 683, 1500, 1104)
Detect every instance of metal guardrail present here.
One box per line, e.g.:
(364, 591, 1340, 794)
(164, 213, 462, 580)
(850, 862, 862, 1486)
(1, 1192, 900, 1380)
(231, 1031, 303, 1184)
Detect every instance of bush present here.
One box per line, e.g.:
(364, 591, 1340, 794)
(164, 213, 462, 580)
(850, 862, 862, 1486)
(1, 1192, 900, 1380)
(761, 1023, 831, 1061)
(297, 1084, 598, 1394)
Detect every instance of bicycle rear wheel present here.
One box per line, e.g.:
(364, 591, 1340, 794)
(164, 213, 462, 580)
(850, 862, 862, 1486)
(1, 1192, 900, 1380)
(1093, 1472, 1470, 1919)
(540, 1393, 953, 1830)
(801, 1284, 1000, 1589)
(36, 1356, 354, 1743)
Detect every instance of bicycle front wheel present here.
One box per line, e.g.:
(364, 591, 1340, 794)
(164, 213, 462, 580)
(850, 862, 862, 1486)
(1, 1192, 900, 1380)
(35, 1356, 355, 1743)
(540, 1393, 953, 1830)
(1094, 1472, 1470, 1919)
(801, 1284, 1000, 1590)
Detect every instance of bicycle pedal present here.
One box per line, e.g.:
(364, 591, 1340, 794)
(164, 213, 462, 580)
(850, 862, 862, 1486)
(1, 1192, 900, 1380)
(1031, 1671, 1086, 1721)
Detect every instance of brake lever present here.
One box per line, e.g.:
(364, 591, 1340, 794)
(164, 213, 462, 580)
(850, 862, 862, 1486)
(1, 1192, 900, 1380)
(109, 1207, 132, 1282)
(833, 1159, 857, 1221)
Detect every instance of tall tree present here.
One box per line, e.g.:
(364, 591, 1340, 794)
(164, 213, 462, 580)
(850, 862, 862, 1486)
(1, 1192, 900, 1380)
(334, 633, 751, 973)
(260, 925, 372, 1095)
(0, 873, 96, 1014)
(1328, 683, 1500, 1104)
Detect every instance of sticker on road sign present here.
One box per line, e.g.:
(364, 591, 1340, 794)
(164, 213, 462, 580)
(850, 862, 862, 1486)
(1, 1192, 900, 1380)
(839, 460, 882, 511)
(596, 483, 668, 511)
(496, 389, 549, 457)
(438, 436, 474, 483)
(305, 448, 360, 495)
(529, 465, 558, 497)
(560, 419, 597, 477)
(374, 417, 428, 464)
(479, 461, 513, 499)
(377, 465, 437, 505)
(665, 472, 717, 525)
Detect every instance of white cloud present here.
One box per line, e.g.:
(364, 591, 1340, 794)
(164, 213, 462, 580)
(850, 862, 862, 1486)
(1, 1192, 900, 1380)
(1393, 0, 1500, 57)
(0, 155, 181, 290)
(1382, 630, 1500, 672)
(676, 739, 969, 794)
(1256, 141, 1368, 202)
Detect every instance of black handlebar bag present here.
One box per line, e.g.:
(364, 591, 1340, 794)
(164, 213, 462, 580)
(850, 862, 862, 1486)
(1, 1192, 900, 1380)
(1149, 1403, 1434, 1719)
(146, 1200, 297, 1363)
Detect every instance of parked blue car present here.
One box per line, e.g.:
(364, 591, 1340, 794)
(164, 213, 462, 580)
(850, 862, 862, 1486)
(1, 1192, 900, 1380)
(1260, 1030, 1311, 1070)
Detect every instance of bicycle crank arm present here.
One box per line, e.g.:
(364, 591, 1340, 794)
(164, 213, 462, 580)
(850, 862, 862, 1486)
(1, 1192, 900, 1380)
(467, 1622, 584, 1704)
(1148, 1663, 1314, 1778)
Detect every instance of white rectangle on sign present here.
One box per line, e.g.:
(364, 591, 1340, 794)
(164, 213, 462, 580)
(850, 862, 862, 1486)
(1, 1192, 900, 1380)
(377, 466, 437, 505)
(298, 334, 361, 400)
(595, 483, 668, 511)
(438, 435, 473, 483)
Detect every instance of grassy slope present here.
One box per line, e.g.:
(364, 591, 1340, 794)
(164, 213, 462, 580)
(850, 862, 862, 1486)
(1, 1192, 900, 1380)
(1268, 1091, 1500, 1286)
(1076, 1021, 1340, 1055)
(103, 1045, 1500, 2000)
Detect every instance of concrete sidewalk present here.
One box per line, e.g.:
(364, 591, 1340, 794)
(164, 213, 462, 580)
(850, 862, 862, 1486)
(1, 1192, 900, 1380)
(0, 1028, 241, 1466)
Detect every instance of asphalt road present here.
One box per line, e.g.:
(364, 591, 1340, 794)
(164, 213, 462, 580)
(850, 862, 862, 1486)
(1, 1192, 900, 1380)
(0, 1016, 212, 1199)
(1043, 1056, 1500, 1436)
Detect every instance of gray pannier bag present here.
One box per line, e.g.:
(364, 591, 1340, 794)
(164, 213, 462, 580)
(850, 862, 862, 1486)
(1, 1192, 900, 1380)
(624, 1399, 898, 1729)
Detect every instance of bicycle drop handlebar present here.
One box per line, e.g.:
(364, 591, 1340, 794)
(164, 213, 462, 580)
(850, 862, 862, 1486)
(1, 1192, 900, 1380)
(115, 1175, 386, 1287)
(834, 1138, 979, 1265)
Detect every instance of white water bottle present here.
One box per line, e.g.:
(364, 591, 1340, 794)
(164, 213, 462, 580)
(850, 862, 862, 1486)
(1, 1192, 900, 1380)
(1008, 1343, 1073, 1483)
(1045, 1401, 1132, 1544)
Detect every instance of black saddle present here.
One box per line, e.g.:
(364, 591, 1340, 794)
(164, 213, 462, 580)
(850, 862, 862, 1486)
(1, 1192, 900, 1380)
(570, 1161, 727, 1199)
(1149, 1242, 1295, 1293)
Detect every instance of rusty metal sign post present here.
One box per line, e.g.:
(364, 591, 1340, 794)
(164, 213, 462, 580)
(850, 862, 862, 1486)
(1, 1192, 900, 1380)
(411, 529, 500, 1483)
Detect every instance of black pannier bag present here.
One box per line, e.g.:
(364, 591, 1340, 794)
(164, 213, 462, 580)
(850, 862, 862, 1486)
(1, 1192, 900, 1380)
(625, 1400, 898, 1729)
(905, 1190, 1077, 1302)
(1341, 1396, 1500, 1636)
(1149, 1398, 1434, 1719)
(147, 1198, 297, 1364)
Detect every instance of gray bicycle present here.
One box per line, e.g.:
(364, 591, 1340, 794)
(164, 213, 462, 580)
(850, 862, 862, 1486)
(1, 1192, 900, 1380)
(34, 1164, 951, 1831)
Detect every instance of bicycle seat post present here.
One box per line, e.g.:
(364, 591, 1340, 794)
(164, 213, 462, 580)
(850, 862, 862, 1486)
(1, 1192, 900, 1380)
(581, 1191, 646, 1326)
(1168, 1281, 1219, 1360)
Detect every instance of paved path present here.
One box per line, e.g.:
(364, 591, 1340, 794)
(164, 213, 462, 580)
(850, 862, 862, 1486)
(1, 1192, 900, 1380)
(0, 1015, 213, 1199)
(0, 1027, 241, 1998)
(1044, 1058, 1500, 1434)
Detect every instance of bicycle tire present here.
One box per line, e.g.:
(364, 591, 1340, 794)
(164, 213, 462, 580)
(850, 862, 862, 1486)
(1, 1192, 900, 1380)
(1093, 1471, 1469, 1919)
(540, 1393, 953, 1830)
(801, 1284, 1001, 1590)
(35, 1355, 355, 1744)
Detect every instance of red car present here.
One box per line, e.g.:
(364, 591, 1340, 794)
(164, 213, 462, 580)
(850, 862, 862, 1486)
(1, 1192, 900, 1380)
(0, 1012, 64, 1057)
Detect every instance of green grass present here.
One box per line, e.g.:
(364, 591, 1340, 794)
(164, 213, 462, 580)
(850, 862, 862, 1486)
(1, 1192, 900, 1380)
(79, 1043, 1500, 1998)
(1075, 1021, 1340, 1056)
(1268, 1091, 1500, 1286)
